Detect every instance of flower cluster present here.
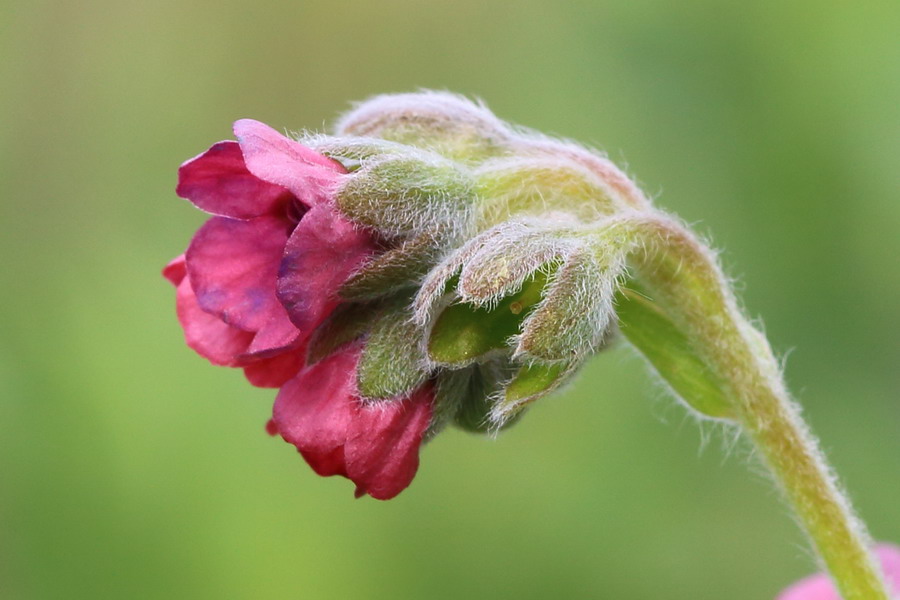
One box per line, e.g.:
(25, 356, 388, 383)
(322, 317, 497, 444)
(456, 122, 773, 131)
(165, 92, 697, 499)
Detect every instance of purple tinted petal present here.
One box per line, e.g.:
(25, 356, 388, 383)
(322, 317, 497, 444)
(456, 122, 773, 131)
(233, 119, 345, 207)
(277, 205, 376, 334)
(186, 215, 299, 353)
(345, 386, 433, 500)
(272, 344, 363, 478)
(175, 278, 254, 366)
(176, 141, 293, 219)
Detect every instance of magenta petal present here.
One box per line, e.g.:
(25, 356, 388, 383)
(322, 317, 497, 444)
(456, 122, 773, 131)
(177, 141, 293, 219)
(777, 544, 900, 600)
(272, 345, 363, 478)
(242, 351, 305, 388)
(175, 278, 254, 366)
(345, 386, 433, 500)
(233, 119, 345, 207)
(163, 254, 187, 286)
(186, 215, 299, 354)
(277, 205, 376, 333)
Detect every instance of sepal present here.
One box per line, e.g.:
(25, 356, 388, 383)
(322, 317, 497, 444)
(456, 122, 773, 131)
(357, 298, 431, 400)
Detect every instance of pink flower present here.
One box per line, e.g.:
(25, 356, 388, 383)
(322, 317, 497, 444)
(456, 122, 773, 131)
(165, 119, 375, 387)
(268, 342, 433, 500)
(166, 120, 435, 498)
(777, 544, 900, 600)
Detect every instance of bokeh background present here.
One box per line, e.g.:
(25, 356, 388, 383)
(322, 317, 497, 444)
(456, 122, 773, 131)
(2, 0, 898, 598)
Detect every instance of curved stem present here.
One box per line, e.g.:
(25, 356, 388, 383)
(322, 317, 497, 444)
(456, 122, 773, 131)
(616, 213, 890, 599)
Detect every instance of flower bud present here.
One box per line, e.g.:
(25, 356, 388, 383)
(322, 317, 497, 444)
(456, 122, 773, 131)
(335, 150, 474, 237)
(335, 91, 512, 162)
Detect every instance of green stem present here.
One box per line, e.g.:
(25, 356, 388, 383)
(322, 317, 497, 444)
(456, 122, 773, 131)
(616, 213, 890, 600)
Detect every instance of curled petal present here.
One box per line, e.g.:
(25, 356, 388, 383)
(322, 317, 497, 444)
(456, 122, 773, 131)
(176, 141, 293, 219)
(186, 215, 300, 354)
(234, 119, 346, 207)
(272, 345, 361, 478)
(345, 386, 433, 500)
(272, 343, 433, 499)
(175, 277, 254, 366)
(277, 205, 376, 335)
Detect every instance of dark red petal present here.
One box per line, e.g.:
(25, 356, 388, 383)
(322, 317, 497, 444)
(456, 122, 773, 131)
(345, 385, 434, 500)
(163, 254, 187, 286)
(242, 351, 305, 388)
(277, 205, 376, 334)
(186, 215, 301, 354)
(176, 141, 294, 219)
(272, 344, 364, 478)
(233, 119, 346, 208)
(175, 278, 254, 366)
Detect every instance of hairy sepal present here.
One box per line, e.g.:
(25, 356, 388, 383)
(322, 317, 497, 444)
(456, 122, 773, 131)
(340, 227, 448, 301)
(357, 298, 431, 401)
(336, 151, 474, 238)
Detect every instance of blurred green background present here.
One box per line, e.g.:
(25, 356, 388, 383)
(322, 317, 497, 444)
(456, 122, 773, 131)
(2, 0, 898, 598)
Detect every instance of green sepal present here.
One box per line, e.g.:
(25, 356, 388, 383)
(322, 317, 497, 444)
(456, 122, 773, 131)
(356, 298, 431, 400)
(340, 228, 445, 301)
(615, 285, 733, 419)
(336, 154, 473, 236)
(453, 362, 522, 433)
(307, 301, 378, 364)
(518, 250, 615, 361)
(428, 270, 549, 365)
(490, 360, 577, 425)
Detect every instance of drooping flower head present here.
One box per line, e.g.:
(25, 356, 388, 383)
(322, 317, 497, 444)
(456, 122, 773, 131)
(166, 91, 737, 499)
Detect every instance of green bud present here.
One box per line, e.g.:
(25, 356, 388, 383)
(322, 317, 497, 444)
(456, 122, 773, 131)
(336, 152, 474, 237)
(457, 219, 572, 305)
(335, 91, 512, 163)
(474, 158, 619, 228)
(517, 248, 620, 361)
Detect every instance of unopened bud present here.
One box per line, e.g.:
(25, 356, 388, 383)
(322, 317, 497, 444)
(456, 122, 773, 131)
(336, 91, 512, 162)
(336, 151, 474, 237)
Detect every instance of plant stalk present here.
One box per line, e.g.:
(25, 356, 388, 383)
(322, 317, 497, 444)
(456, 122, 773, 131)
(617, 213, 890, 600)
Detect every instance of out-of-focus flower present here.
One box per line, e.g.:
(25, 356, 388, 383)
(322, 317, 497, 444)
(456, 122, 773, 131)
(777, 545, 900, 600)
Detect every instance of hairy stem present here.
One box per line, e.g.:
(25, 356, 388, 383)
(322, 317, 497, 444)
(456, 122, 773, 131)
(618, 214, 890, 600)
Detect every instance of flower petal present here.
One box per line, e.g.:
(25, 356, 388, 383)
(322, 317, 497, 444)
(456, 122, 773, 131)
(242, 351, 305, 388)
(186, 215, 301, 353)
(277, 205, 376, 334)
(272, 344, 363, 478)
(233, 119, 346, 207)
(175, 277, 254, 366)
(777, 544, 900, 600)
(163, 254, 187, 286)
(176, 141, 293, 219)
(345, 386, 433, 500)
